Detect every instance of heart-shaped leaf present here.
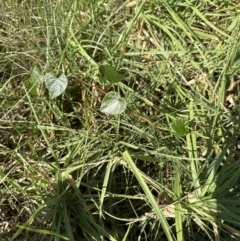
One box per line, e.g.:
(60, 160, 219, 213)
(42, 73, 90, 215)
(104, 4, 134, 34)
(99, 65, 124, 85)
(30, 66, 44, 84)
(44, 72, 68, 99)
(25, 66, 43, 97)
(100, 91, 126, 115)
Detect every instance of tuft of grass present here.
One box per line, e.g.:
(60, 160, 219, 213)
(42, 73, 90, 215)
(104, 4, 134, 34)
(1, 0, 240, 240)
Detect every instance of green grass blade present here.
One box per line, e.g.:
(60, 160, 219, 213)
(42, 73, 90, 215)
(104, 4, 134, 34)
(186, 1, 233, 40)
(123, 151, 174, 241)
(174, 162, 183, 241)
(201, 140, 233, 196)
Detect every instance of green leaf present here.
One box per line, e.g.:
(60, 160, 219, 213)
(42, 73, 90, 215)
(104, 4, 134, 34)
(25, 66, 43, 97)
(123, 151, 174, 241)
(44, 72, 68, 99)
(99, 65, 124, 85)
(100, 91, 126, 115)
(30, 66, 44, 84)
(171, 119, 189, 136)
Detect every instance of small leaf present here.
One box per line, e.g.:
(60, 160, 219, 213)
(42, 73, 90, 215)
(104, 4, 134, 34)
(100, 91, 126, 115)
(171, 119, 189, 136)
(30, 66, 44, 84)
(25, 80, 39, 97)
(25, 66, 43, 97)
(44, 72, 68, 99)
(99, 65, 124, 85)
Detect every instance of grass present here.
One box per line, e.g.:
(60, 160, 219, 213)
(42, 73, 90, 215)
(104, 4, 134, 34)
(1, 0, 240, 240)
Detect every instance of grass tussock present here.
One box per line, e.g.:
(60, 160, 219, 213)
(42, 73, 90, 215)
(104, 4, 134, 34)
(1, 0, 240, 240)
